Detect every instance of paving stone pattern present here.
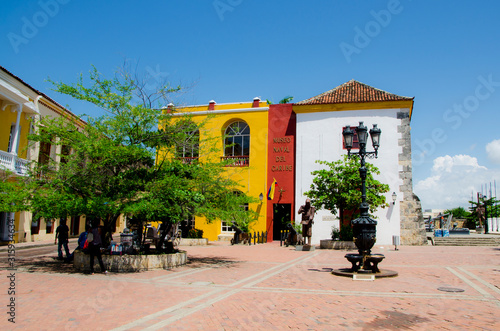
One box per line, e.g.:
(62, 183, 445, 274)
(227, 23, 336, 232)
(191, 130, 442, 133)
(1, 242, 499, 330)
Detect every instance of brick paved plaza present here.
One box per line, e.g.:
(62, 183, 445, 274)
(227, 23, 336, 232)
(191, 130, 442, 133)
(1, 241, 499, 330)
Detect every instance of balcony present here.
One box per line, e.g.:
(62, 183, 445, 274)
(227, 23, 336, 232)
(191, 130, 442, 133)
(0, 150, 28, 176)
(221, 155, 249, 167)
(180, 157, 199, 165)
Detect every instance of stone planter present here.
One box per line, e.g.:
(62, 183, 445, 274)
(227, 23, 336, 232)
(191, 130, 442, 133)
(319, 239, 356, 250)
(476, 226, 485, 234)
(179, 238, 209, 246)
(73, 250, 187, 272)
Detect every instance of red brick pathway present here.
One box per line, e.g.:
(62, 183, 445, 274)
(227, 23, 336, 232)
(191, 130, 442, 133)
(1, 242, 499, 330)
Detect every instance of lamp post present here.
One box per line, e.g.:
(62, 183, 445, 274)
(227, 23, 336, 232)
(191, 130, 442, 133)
(342, 122, 381, 270)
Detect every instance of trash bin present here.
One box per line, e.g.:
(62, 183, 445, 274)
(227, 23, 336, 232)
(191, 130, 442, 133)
(442, 229, 449, 237)
(434, 229, 443, 237)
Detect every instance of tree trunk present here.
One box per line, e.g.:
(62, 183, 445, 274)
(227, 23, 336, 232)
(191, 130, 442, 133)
(339, 205, 345, 229)
(102, 214, 120, 248)
(156, 219, 173, 252)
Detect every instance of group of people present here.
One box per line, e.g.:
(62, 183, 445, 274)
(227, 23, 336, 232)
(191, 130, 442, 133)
(54, 220, 107, 274)
(52, 198, 317, 274)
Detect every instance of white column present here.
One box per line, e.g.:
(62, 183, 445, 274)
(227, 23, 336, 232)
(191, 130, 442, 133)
(54, 137, 62, 170)
(10, 104, 22, 170)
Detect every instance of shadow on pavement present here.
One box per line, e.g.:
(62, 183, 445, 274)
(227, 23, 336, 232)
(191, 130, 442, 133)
(308, 268, 333, 272)
(3, 254, 240, 274)
(361, 310, 431, 330)
(186, 256, 239, 269)
(8, 256, 81, 274)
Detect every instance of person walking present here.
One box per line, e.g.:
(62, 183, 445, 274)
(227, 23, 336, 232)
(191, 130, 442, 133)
(54, 219, 71, 261)
(88, 222, 107, 275)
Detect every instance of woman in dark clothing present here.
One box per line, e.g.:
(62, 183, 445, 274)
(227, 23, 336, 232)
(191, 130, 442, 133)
(89, 223, 107, 275)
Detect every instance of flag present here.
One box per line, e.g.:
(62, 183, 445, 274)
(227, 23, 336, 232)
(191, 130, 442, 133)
(267, 178, 278, 200)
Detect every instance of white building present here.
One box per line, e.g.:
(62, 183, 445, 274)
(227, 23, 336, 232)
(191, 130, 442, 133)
(294, 80, 426, 245)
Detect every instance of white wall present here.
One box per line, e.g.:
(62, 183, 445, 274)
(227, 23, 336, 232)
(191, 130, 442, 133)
(295, 108, 407, 245)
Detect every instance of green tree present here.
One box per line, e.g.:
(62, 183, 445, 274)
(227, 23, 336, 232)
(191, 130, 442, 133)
(265, 96, 294, 105)
(304, 155, 389, 230)
(444, 206, 470, 219)
(14, 65, 254, 250)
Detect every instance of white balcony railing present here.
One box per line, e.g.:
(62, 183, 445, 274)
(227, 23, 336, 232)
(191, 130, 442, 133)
(221, 155, 250, 167)
(0, 150, 28, 176)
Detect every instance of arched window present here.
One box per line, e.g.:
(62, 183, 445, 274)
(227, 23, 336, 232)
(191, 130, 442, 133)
(223, 121, 250, 166)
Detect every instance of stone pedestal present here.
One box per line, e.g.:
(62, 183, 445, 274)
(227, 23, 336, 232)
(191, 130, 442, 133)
(73, 250, 187, 272)
(319, 239, 356, 250)
(295, 245, 315, 251)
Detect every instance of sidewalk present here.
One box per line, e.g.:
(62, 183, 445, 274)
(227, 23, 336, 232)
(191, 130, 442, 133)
(0, 238, 78, 252)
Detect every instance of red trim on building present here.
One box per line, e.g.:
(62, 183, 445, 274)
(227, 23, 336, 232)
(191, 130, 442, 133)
(266, 104, 296, 242)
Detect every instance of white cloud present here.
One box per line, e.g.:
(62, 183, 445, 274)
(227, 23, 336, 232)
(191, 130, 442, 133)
(414, 155, 499, 210)
(486, 139, 500, 164)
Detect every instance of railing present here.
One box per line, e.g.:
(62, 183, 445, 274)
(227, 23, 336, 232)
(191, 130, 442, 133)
(221, 155, 249, 167)
(180, 157, 199, 165)
(15, 157, 29, 174)
(231, 231, 268, 245)
(0, 150, 28, 176)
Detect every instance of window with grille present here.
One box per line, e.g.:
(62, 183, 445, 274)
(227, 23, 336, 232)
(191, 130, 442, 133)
(224, 121, 250, 157)
(223, 121, 250, 166)
(176, 129, 199, 163)
(221, 202, 249, 232)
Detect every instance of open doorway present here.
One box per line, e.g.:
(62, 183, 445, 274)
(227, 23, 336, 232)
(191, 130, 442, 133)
(273, 203, 291, 240)
(70, 216, 80, 236)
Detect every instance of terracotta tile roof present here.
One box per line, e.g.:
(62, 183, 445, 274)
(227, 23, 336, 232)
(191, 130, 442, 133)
(296, 79, 414, 105)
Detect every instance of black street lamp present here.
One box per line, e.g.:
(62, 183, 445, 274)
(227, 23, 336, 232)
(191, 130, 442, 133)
(342, 122, 383, 273)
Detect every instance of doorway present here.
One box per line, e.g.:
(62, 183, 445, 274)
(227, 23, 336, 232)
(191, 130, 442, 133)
(273, 204, 291, 240)
(70, 216, 80, 236)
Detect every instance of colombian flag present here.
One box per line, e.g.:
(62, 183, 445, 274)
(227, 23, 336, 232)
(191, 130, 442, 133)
(267, 178, 278, 200)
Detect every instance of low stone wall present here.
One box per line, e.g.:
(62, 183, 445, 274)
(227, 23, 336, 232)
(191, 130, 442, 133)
(73, 250, 187, 273)
(218, 234, 233, 242)
(319, 239, 356, 250)
(179, 238, 209, 246)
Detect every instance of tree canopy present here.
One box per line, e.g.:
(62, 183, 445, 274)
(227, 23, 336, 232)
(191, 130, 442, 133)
(5, 65, 255, 249)
(444, 206, 470, 219)
(304, 155, 389, 228)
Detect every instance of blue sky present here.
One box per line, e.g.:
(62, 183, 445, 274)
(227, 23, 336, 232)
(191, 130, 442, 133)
(2, 0, 500, 210)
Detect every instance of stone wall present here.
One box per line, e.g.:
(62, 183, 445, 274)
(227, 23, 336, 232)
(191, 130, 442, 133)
(73, 250, 187, 272)
(398, 111, 427, 245)
(179, 238, 209, 246)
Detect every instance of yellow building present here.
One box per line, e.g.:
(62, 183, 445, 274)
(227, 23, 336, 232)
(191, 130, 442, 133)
(0, 66, 90, 243)
(167, 99, 270, 241)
